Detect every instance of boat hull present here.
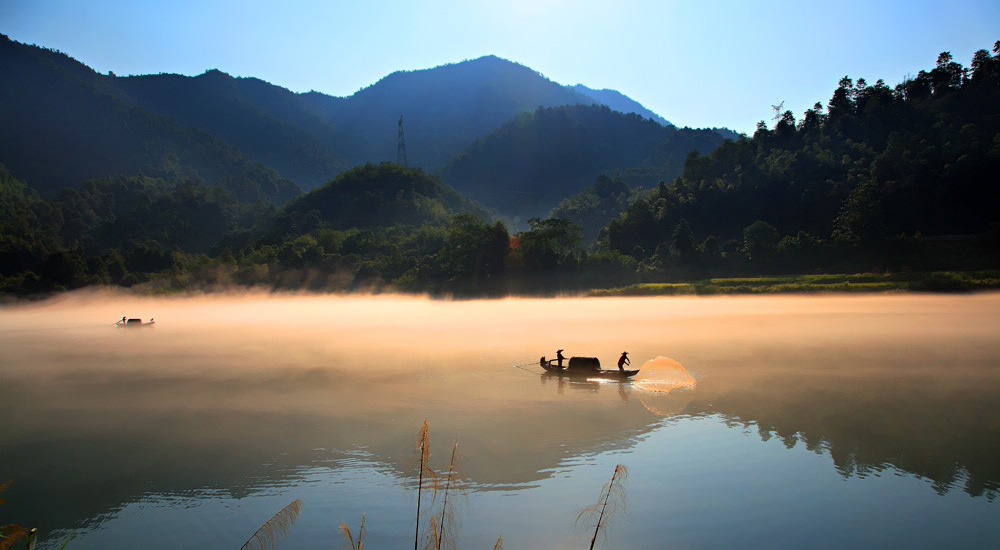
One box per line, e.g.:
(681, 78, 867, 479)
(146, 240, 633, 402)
(542, 365, 638, 378)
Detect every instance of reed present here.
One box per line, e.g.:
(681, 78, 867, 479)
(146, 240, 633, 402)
(414, 419, 436, 550)
(425, 515, 440, 550)
(577, 464, 629, 550)
(237, 499, 303, 550)
(436, 441, 459, 550)
(339, 513, 366, 550)
(492, 535, 503, 550)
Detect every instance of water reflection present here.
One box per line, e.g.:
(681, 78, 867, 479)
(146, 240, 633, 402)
(0, 291, 998, 546)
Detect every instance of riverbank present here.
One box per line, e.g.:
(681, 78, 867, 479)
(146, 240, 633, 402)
(588, 271, 1000, 296)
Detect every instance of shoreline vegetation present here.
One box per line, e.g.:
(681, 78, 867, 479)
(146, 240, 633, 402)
(588, 270, 1000, 296)
(2, 270, 999, 305)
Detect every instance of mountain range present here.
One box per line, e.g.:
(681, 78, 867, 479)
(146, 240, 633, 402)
(0, 33, 736, 218)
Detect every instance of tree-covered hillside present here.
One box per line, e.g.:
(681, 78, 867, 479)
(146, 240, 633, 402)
(0, 34, 300, 204)
(549, 175, 642, 243)
(440, 104, 725, 219)
(0, 162, 281, 293)
(115, 70, 348, 188)
(601, 45, 1000, 276)
(280, 163, 491, 232)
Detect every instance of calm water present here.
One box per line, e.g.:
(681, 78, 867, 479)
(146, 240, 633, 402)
(1, 291, 998, 549)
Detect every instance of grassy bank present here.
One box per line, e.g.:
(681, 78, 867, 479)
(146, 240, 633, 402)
(588, 271, 1000, 296)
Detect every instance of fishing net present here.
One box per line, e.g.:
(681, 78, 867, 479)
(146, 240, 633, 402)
(634, 356, 696, 393)
(634, 356, 696, 416)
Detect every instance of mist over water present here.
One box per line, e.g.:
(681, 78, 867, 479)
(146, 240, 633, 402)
(1, 290, 999, 548)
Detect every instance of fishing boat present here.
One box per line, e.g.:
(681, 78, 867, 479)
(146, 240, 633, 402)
(116, 318, 155, 328)
(539, 356, 639, 378)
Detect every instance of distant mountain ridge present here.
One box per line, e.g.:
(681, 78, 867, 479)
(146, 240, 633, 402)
(0, 34, 300, 203)
(315, 54, 603, 170)
(571, 84, 672, 126)
(0, 34, 734, 219)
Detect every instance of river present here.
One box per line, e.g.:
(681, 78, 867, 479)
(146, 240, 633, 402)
(1, 291, 998, 548)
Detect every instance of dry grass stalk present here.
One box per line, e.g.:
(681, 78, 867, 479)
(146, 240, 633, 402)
(435, 441, 459, 550)
(414, 419, 436, 550)
(577, 464, 629, 550)
(237, 498, 303, 550)
(425, 515, 440, 550)
(492, 535, 503, 550)
(339, 513, 366, 550)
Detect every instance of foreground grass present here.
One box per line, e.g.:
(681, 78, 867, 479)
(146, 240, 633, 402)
(588, 271, 1000, 296)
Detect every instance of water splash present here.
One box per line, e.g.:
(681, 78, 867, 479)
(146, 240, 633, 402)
(634, 356, 696, 393)
(634, 356, 696, 417)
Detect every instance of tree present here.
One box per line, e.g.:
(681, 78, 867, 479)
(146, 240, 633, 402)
(668, 219, 698, 265)
(517, 218, 583, 271)
(742, 220, 780, 262)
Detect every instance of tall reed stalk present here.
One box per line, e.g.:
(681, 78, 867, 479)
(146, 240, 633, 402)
(578, 464, 629, 550)
(237, 499, 302, 550)
(414, 419, 432, 550)
(436, 441, 458, 550)
(339, 513, 366, 550)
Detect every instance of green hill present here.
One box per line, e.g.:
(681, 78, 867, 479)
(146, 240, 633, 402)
(0, 34, 300, 204)
(115, 70, 348, 188)
(440, 104, 725, 220)
(282, 163, 491, 231)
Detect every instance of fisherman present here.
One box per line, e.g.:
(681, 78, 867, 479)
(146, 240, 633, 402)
(118, 316, 126, 325)
(617, 351, 630, 372)
(555, 349, 566, 368)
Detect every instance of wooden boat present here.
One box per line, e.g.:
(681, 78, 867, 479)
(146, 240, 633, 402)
(116, 318, 155, 328)
(539, 356, 639, 378)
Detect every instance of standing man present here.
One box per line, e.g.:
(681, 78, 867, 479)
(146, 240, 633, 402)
(556, 349, 566, 368)
(617, 351, 630, 372)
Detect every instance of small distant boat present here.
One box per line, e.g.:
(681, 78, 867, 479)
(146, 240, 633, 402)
(539, 356, 639, 378)
(116, 318, 155, 328)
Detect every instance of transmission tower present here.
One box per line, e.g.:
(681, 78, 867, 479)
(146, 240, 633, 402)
(397, 115, 408, 166)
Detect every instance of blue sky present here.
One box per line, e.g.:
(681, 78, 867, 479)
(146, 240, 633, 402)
(3, 0, 998, 133)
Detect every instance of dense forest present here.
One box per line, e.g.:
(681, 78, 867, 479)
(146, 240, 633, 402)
(1, 42, 999, 297)
(602, 44, 1000, 278)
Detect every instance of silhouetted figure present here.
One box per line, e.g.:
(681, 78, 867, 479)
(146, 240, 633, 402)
(617, 351, 630, 372)
(118, 316, 126, 326)
(556, 349, 566, 368)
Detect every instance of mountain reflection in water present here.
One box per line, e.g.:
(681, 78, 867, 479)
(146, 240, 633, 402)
(0, 290, 998, 547)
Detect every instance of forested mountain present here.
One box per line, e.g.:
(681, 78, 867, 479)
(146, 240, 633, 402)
(0, 35, 701, 198)
(571, 84, 671, 125)
(317, 55, 602, 169)
(440, 104, 725, 219)
(0, 34, 300, 204)
(602, 45, 1000, 276)
(114, 70, 348, 188)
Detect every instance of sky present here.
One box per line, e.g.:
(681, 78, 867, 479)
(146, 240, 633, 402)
(2, 0, 998, 134)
